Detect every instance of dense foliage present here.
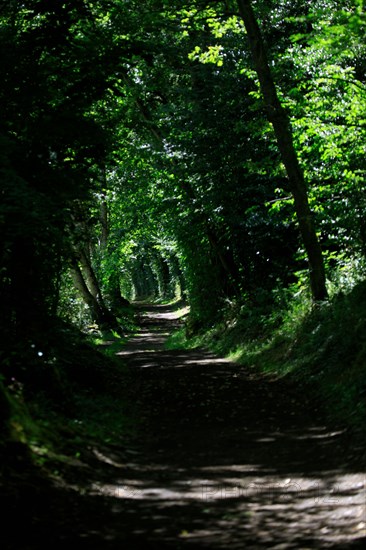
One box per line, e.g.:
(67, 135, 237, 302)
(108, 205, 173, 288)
(1, 0, 366, 429)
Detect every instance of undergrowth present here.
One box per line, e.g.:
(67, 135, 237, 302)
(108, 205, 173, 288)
(167, 281, 366, 435)
(0, 319, 137, 476)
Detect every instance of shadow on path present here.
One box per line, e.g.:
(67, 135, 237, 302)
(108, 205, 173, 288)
(3, 304, 365, 549)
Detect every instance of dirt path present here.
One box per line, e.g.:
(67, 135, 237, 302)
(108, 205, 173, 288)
(4, 304, 366, 549)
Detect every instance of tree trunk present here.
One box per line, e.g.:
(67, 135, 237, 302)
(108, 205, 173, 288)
(205, 224, 240, 295)
(70, 260, 117, 330)
(69, 202, 123, 327)
(237, 0, 328, 301)
(99, 168, 109, 249)
(106, 270, 130, 311)
(97, 180, 130, 311)
(100, 199, 109, 249)
(77, 248, 105, 306)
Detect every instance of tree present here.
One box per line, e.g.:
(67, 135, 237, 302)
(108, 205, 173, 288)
(0, 0, 129, 344)
(4, 0, 365, 344)
(236, 0, 328, 301)
(67, 202, 121, 330)
(278, 1, 366, 276)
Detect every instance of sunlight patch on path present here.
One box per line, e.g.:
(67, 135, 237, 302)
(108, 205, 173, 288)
(88, 466, 366, 547)
(91, 303, 366, 548)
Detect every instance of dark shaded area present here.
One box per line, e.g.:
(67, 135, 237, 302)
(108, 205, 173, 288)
(1, 305, 365, 549)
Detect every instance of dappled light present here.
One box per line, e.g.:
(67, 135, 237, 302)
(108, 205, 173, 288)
(86, 463, 365, 547)
(2, 1, 366, 548)
(20, 305, 361, 549)
(1, 307, 366, 550)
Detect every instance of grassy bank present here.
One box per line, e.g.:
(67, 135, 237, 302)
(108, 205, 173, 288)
(167, 282, 366, 436)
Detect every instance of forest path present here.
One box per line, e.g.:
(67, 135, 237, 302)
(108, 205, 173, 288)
(7, 304, 366, 549)
(80, 303, 365, 549)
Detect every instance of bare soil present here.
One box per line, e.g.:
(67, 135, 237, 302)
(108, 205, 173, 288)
(2, 304, 366, 549)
